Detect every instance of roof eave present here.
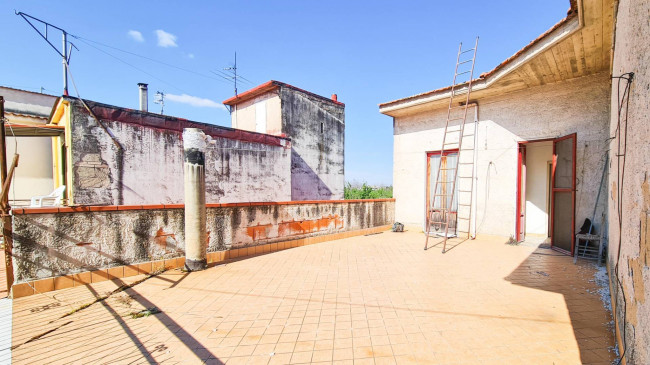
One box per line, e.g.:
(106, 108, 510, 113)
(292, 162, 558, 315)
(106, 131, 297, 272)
(379, 13, 581, 117)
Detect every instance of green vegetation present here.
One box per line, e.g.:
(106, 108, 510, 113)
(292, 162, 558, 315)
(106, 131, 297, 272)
(344, 182, 393, 199)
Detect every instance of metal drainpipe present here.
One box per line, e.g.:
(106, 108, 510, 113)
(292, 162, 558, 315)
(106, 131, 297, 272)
(183, 128, 207, 271)
(470, 103, 479, 239)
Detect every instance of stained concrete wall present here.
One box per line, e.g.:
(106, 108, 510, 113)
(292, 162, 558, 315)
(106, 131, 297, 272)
(607, 0, 650, 362)
(11, 199, 394, 283)
(393, 72, 610, 237)
(68, 100, 291, 205)
(280, 87, 345, 200)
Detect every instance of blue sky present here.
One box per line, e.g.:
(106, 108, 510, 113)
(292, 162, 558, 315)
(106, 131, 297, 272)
(1, 1, 569, 185)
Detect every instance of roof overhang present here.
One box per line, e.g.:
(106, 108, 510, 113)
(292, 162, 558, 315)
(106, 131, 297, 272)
(223, 80, 345, 107)
(379, 15, 580, 117)
(379, 0, 613, 118)
(222, 81, 281, 106)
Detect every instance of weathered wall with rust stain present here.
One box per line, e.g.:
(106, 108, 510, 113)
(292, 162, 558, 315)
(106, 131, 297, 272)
(607, 0, 650, 362)
(11, 200, 394, 283)
(281, 87, 345, 200)
(69, 100, 291, 206)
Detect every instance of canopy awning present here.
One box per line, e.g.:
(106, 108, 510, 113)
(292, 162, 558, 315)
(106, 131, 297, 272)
(4, 123, 65, 137)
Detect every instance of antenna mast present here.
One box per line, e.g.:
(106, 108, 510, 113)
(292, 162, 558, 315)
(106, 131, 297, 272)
(224, 52, 238, 96)
(15, 11, 78, 96)
(154, 91, 165, 115)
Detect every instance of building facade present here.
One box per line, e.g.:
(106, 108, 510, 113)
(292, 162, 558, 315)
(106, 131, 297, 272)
(224, 81, 345, 200)
(48, 97, 292, 206)
(381, 0, 650, 362)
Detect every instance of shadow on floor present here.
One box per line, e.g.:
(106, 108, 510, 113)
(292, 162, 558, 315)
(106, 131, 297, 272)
(504, 244, 616, 364)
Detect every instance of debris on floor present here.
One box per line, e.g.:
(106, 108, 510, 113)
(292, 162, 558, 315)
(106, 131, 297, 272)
(130, 307, 161, 319)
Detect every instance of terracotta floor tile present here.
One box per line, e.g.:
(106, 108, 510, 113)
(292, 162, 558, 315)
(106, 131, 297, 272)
(9, 232, 616, 364)
(289, 350, 312, 364)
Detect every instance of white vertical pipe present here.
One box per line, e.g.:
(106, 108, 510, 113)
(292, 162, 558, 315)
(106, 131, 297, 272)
(471, 104, 479, 239)
(183, 128, 207, 271)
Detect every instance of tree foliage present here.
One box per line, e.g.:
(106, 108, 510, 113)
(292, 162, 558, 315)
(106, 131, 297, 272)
(344, 182, 393, 199)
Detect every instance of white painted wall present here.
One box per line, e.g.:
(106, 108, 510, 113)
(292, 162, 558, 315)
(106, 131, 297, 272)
(524, 141, 552, 235)
(392, 72, 610, 237)
(7, 136, 54, 202)
(231, 92, 282, 135)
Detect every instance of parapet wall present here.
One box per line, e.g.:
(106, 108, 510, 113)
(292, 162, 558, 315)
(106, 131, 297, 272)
(11, 199, 395, 286)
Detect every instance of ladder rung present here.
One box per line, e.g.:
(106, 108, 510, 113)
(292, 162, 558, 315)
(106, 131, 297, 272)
(458, 59, 473, 65)
(458, 190, 472, 193)
(460, 48, 475, 54)
(458, 162, 473, 165)
(456, 71, 471, 76)
(458, 203, 471, 206)
(438, 168, 456, 170)
(432, 193, 453, 196)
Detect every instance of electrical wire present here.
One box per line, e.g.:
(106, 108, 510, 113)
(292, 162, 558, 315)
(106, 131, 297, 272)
(611, 71, 634, 364)
(71, 35, 236, 86)
(73, 37, 188, 94)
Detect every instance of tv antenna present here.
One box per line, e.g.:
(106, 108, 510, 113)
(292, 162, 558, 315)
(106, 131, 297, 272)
(154, 91, 165, 114)
(223, 52, 238, 96)
(15, 11, 78, 96)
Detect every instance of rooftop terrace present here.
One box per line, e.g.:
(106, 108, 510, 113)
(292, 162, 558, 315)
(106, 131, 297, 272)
(6, 229, 615, 364)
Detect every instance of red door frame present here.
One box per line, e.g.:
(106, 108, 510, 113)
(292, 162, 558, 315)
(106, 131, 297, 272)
(550, 133, 577, 255)
(515, 138, 557, 243)
(426, 149, 459, 228)
(515, 144, 526, 242)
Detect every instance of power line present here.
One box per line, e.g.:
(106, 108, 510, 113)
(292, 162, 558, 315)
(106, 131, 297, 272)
(70, 35, 236, 86)
(73, 37, 188, 94)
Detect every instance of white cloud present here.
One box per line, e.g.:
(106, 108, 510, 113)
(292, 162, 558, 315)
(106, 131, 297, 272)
(127, 30, 144, 42)
(187, 53, 195, 59)
(155, 29, 178, 47)
(166, 93, 226, 110)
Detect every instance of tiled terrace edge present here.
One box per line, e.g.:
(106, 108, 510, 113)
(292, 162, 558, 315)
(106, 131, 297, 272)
(10, 199, 395, 298)
(11, 224, 392, 298)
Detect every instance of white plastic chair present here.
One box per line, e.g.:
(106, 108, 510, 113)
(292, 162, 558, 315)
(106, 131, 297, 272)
(30, 186, 66, 207)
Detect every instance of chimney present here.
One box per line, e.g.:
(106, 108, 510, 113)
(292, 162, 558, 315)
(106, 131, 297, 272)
(138, 83, 148, 112)
(331, 94, 338, 102)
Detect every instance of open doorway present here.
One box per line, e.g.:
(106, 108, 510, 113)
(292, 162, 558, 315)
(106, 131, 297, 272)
(521, 140, 553, 243)
(516, 134, 576, 254)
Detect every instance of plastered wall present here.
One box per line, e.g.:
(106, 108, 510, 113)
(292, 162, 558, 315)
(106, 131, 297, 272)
(231, 92, 283, 135)
(281, 88, 345, 200)
(11, 199, 395, 283)
(68, 101, 291, 206)
(393, 72, 610, 237)
(607, 0, 650, 362)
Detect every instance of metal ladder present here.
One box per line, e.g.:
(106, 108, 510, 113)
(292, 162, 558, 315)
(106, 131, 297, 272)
(424, 37, 479, 253)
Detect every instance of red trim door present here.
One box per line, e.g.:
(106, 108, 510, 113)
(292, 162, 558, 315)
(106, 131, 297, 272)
(550, 133, 577, 255)
(426, 150, 459, 234)
(515, 145, 526, 242)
